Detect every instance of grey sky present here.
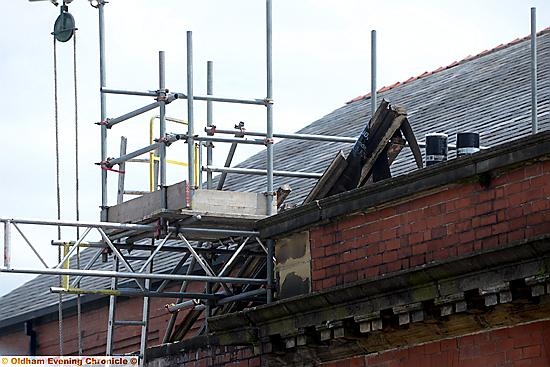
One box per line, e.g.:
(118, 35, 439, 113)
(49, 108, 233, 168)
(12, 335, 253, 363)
(0, 0, 549, 296)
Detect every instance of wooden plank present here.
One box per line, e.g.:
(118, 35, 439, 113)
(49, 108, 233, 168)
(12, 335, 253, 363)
(359, 114, 407, 186)
(326, 103, 392, 196)
(303, 151, 347, 203)
(400, 118, 423, 169)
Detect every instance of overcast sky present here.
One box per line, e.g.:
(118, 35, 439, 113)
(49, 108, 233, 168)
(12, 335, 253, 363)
(0, 0, 548, 296)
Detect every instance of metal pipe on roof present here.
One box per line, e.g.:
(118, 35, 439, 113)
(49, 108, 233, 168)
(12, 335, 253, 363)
(266, 0, 274, 216)
(204, 166, 323, 179)
(371, 30, 377, 118)
(187, 31, 196, 198)
(531, 7, 538, 134)
(206, 61, 214, 189)
(205, 127, 357, 143)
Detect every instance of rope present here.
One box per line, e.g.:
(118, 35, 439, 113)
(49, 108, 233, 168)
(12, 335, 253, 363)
(73, 32, 83, 357)
(53, 37, 64, 357)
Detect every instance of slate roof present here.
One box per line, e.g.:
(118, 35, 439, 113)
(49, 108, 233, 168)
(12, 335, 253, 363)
(1, 28, 549, 330)
(223, 27, 550, 202)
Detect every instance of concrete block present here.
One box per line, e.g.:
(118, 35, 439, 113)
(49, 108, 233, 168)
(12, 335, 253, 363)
(192, 190, 276, 216)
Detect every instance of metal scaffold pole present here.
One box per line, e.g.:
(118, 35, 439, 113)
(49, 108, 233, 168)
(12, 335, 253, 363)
(371, 29, 377, 118)
(159, 51, 167, 208)
(531, 7, 538, 134)
(266, 0, 274, 216)
(98, 1, 108, 221)
(206, 61, 213, 189)
(187, 31, 195, 198)
(265, 0, 276, 304)
(8, 0, 356, 350)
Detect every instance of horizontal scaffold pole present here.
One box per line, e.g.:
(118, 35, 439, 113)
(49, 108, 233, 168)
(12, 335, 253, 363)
(205, 127, 357, 143)
(204, 166, 323, 179)
(178, 227, 260, 237)
(174, 92, 268, 106)
(171, 134, 267, 146)
(0, 217, 155, 231)
(1, 267, 267, 285)
(101, 87, 159, 97)
(166, 288, 267, 312)
(50, 240, 265, 256)
(50, 287, 220, 300)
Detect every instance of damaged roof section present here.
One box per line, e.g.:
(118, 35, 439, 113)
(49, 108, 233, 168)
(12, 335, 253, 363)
(305, 100, 422, 203)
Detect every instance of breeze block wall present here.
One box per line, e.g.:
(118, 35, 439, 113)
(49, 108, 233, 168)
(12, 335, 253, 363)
(320, 320, 550, 367)
(310, 160, 550, 291)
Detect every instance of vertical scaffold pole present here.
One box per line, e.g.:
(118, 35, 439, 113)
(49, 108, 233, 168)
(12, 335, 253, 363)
(206, 61, 214, 189)
(3, 221, 11, 269)
(266, 0, 274, 216)
(105, 257, 119, 356)
(371, 30, 377, 118)
(139, 250, 152, 364)
(265, 0, 275, 304)
(531, 7, 538, 134)
(187, 32, 195, 199)
(116, 136, 127, 204)
(98, 1, 108, 221)
(159, 51, 167, 209)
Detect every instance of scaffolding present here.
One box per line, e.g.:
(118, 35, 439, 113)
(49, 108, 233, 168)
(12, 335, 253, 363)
(0, 0, 348, 363)
(2, 0, 440, 364)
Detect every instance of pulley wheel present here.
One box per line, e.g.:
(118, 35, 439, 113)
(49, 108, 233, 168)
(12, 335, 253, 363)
(53, 12, 75, 42)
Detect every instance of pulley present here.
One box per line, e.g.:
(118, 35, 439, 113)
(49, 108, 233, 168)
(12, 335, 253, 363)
(53, 5, 76, 42)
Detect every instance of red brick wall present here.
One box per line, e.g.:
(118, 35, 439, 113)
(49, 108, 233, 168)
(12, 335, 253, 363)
(321, 320, 550, 367)
(0, 327, 28, 355)
(0, 281, 207, 355)
(154, 345, 260, 367)
(310, 160, 550, 291)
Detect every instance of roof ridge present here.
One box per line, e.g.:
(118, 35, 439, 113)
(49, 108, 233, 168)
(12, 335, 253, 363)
(347, 26, 550, 104)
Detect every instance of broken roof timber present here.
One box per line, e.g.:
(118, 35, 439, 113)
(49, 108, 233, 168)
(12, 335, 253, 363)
(306, 100, 422, 202)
